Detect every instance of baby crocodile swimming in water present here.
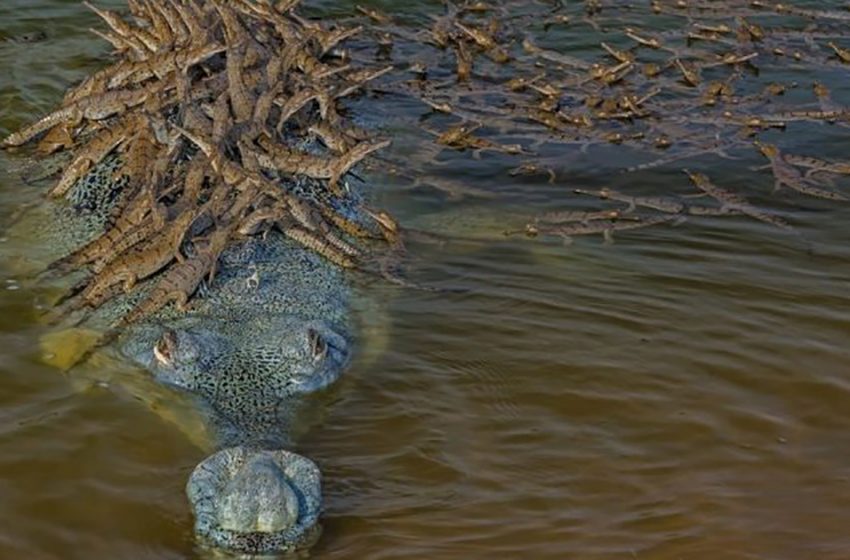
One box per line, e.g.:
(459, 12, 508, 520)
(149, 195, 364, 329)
(509, 213, 679, 244)
(754, 141, 848, 201)
(683, 169, 794, 230)
(0, 30, 48, 44)
(780, 153, 850, 180)
(574, 187, 736, 216)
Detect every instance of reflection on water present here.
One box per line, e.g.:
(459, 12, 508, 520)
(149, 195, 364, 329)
(3, 1, 850, 559)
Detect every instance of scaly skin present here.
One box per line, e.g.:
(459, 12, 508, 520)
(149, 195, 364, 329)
(49, 114, 142, 198)
(217, 2, 256, 123)
(684, 169, 794, 230)
(117, 225, 232, 327)
(140, 0, 176, 48)
(80, 208, 198, 306)
(455, 21, 510, 63)
(432, 124, 523, 155)
(106, 119, 162, 224)
(91, 205, 169, 273)
(275, 88, 326, 130)
(255, 82, 283, 126)
(186, 448, 322, 555)
(255, 134, 390, 192)
(83, 0, 159, 52)
(333, 65, 393, 99)
(517, 214, 679, 244)
(174, 1, 208, 44)
(280, 223, 357, 268)
(88, 26, 149, 59)
(48, 186, 160, 273)
(574, 187, 736, 216)
(154, 2, 191, 46)
(314, 24, 362, 56)
(36, 122, 77, 155)
(755, 141, 848, 201)
(234, 2, 337, 79)
(3, 84, 165, 148)
(308, 120, 360, 153)
(115, 197, 357, 556)
(782, 154, 850, 179)
(106, 42, 226, 88)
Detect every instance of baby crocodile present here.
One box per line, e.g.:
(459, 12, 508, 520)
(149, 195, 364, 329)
(511, 214, 679, 244)
(683, 169, 793, 230)
(781, 154, 850, 179)
(574, 187, 734, 216)
(755, 141, 848, 201)
(117, 225, 233, 327)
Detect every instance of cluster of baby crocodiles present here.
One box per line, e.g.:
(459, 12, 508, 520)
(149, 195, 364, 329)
(2, 0, 399, 329)
(341, 0, 850, 243)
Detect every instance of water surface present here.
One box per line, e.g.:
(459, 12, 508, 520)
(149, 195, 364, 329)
(2, 1, 850, 559)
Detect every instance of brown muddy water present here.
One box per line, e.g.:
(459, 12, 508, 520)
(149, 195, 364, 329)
(2, 1, 850, 559)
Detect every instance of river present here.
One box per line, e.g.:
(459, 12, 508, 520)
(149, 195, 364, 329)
(2, 1, 850, 558)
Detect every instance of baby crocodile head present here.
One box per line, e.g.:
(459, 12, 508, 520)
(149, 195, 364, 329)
(186, 447, 322, 555)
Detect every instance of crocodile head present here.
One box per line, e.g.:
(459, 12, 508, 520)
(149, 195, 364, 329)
(124, 314, 350, 411)
(118, 310, 349, 554)
(69, 218, 358, 555)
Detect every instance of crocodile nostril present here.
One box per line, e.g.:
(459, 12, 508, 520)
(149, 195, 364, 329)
(153, 329, 178, 366)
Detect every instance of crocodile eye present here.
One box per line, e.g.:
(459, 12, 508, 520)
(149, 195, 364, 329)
(308, 328, 327, 362)
(154, 329, 178, 366)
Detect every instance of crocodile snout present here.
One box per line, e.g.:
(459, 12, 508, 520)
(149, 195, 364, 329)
(217, 454, 300, 533)
(187, 447, 322, 555)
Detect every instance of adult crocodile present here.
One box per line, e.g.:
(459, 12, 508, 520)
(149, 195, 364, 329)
(6, 154, 379, 556)
(1, 0, 398, 556)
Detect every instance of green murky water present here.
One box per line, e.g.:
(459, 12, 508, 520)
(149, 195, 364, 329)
(3, 1, 850, 559)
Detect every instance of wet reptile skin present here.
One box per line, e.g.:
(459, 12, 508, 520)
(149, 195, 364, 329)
(17, 153, 374, 554)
